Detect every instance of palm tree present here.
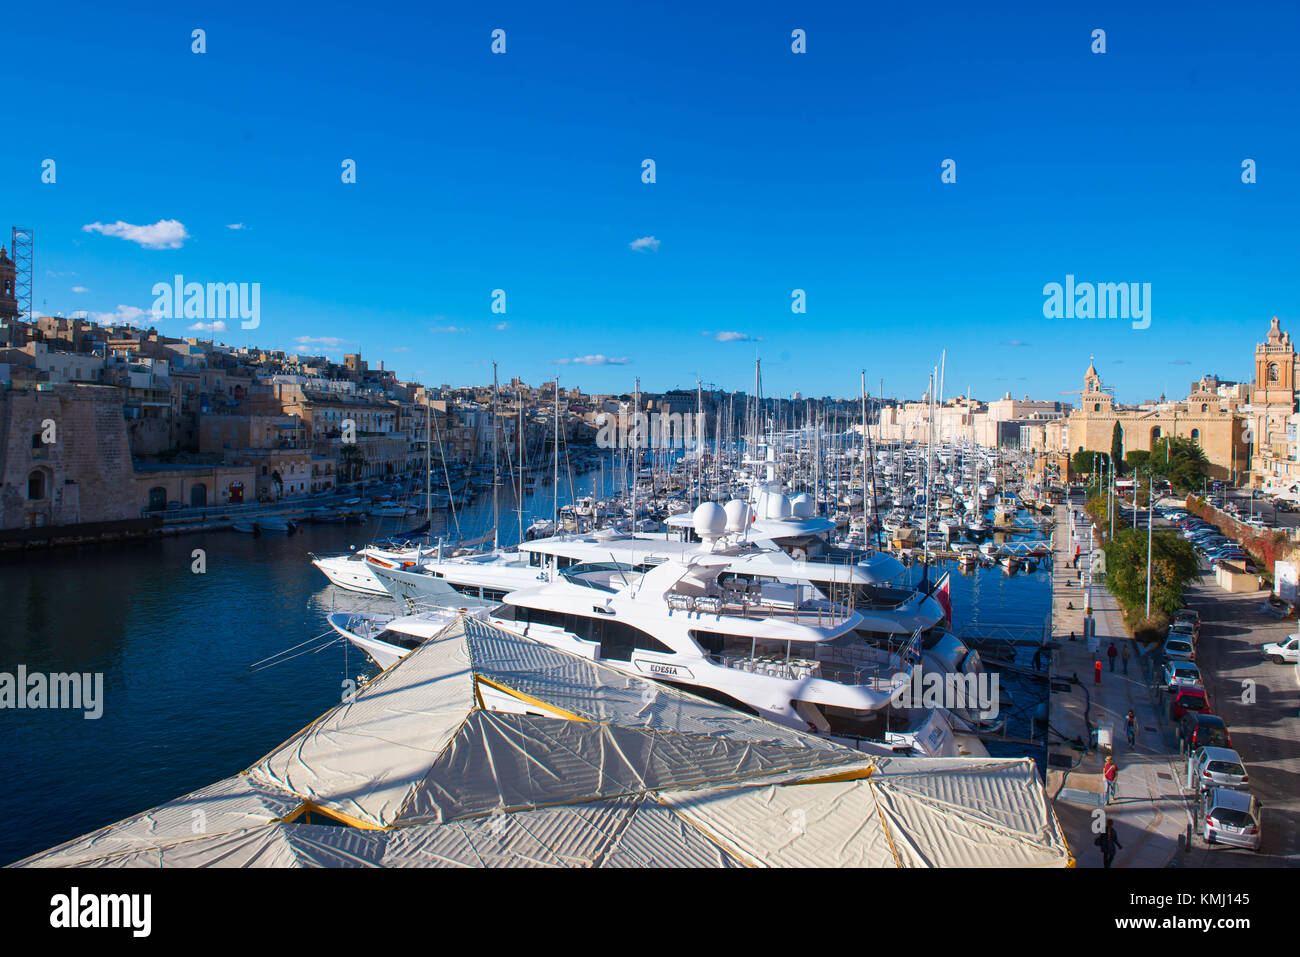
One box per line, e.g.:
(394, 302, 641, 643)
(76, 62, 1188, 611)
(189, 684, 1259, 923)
(340, 445, 365, 484)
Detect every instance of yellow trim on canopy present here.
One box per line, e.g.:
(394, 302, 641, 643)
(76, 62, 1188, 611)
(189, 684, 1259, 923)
(792, 766, 875, 785)
(280, 801, 387, 831)
(474, 675, 592, 722)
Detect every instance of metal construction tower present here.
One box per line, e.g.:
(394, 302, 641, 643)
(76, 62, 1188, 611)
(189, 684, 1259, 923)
(11, 227, 33, 320)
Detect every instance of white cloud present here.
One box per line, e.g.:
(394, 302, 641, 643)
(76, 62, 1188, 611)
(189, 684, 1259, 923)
(629, 236, 660, 252)
(71, 286, 88, 294)
(554, 354, 630, 366)
(188, 321, 228, 333)
(89, 305, 152, 326)
(295, 335, 352, 347)
(226, 223, 247, 230)
(431, 325, 468, 333)
(495, 322, 509, 331)
(82, 219, 189, 249)
(712, 331, 760, 343)
(391, 346, 410, 352)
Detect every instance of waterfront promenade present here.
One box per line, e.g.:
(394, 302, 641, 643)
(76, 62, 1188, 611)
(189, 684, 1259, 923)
(1045, 501, 1189, 868)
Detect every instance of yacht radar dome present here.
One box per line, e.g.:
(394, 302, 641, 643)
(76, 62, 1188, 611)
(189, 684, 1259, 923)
(790, 492, 814, 518)
(723, 499, 752, 533)
(765, 492, 793, 520)
(693, 502, 727, 541)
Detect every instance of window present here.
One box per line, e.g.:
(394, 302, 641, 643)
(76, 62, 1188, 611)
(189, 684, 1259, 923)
(512, 606, 671, 659)
(27, 470, 46, 500)
(1191, 429, 1200, 442)
(1094, 403, 1101, 412)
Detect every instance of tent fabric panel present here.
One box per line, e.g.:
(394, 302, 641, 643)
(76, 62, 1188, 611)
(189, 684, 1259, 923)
(246, 637, 475, 827)
(12, 774, 300, 868)
(396, 710, 864, 824)
(659, 780, 902, 868)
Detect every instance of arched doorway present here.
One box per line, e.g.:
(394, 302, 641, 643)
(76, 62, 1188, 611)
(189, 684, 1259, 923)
(148, 486, 167, 511)
(190, 484, 207, 507)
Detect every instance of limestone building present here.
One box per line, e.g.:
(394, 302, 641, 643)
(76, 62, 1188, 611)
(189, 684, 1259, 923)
(1249, 317, 1300, 489)
(1061, 360, 1249, 482)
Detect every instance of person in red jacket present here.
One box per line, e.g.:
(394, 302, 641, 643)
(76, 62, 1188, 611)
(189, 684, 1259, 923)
(1107, 641, 1118, 672)
(1103, 756, 1118, 804)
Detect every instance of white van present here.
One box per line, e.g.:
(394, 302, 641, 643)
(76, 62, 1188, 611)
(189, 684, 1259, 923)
(1262, 634, 1299, 665)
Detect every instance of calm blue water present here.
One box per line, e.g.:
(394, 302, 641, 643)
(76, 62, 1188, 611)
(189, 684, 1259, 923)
(0, 478, 1051, 865)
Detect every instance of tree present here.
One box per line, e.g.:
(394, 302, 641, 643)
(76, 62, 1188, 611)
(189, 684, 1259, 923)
(1102, 527, 1198, 618)
(1072, 449, 1110, 477)
(340, 445, 365, 484)
(1111, 422, 1125, 476)
(1148, 436, 1209, 493)
(1126, 450, 1151, 471)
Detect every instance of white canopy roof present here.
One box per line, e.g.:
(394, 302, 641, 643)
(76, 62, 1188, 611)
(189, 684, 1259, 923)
(17, 617, 1071, 868)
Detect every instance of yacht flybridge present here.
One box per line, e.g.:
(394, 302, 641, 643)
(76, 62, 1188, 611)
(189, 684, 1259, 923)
(328, 496, 992, 758)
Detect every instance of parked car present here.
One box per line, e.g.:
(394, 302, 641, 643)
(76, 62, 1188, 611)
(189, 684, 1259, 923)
(1163, 635, 1196, 662)
(1262, 634, 1300, 665)
(1188, 746, 1249, 793)
(1178, 713, 1232, 753)
(1171, 687, 1210, 720)
(1174, 609, 1201, 634)
(1201, 787, 1262, 851)
(1209, 552, 1249, 567)
(1163, 660, 1203, 693)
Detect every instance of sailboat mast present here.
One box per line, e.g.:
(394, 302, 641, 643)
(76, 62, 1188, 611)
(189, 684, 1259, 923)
(425, 390, 432, 544)
(553, 377, 560, 531)
(517, 386, 525, 544)
(860, 371, 869, 540)
(632, 376, 639, 560)
(492, 361, 500, 551)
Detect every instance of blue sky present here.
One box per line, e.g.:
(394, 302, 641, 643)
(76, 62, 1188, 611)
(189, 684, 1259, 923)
(4, 1, 1299, 402)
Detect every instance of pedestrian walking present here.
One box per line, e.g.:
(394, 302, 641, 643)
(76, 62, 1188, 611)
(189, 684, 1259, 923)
(1107, 641, 1118, 672)
(1125, 709, 1136, 747)
(1095, 820, 1123, 868)
(1121, 643, 1131, 674)
(1103, 756, 1118, 804)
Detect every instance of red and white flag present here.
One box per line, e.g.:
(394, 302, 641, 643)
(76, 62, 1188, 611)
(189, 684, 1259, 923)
(931, 570, 952, 625)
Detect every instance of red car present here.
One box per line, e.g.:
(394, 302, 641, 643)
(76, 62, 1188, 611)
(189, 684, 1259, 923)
(1171, 687, 1211, 721)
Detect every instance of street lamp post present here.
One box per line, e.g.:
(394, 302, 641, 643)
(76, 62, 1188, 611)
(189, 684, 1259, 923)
(1134, 467, 1140, 530)
(1146, 471, 1154, 618)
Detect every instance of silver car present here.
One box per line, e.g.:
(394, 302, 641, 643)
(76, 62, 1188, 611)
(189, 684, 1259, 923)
(1164, 660, 1202, 692)
(1187, 746, 1248, 794)
(1202, 787, 1262, 851)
